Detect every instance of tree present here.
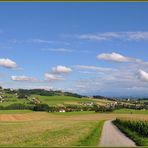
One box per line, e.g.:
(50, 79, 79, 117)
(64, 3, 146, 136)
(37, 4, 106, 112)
(33, 104, 49, 111)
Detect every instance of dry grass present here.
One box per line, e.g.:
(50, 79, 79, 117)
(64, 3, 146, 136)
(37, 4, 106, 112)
(0, 119, 99, 146)
(0, 111, 148, 122)
(0, 111, 148, 146)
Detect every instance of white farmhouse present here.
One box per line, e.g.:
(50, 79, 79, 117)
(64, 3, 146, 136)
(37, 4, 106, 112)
(59, 109, 66, 112)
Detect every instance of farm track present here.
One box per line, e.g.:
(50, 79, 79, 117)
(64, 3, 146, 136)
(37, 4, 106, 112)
(99, 120, 136, 147)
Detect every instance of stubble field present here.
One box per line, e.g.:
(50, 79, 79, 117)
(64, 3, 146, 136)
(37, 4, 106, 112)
(0, 110, 147, 146)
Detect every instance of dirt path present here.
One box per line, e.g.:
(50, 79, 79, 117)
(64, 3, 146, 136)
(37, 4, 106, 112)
(99, 120, 136, 147)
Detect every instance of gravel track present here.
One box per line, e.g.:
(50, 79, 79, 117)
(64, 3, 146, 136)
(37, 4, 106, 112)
(99, 120, 136, 147)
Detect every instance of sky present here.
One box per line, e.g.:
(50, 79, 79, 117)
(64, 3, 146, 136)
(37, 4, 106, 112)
(1, 2, 148, 97)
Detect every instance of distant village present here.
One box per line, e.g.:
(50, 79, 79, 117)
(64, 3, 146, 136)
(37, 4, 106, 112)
(0, 87, 147, 112)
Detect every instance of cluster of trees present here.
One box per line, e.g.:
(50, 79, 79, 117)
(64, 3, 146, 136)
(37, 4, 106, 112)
(93, 95, 117, 101)
(0, 103, 94, 112)
(93, 104, 117, 112)
(64, 92, 84, 98)
(34, 104, 94, 112)
(0, 101, 147, 112)
(0, 103, 34, 110)
(1, 87, 84, 98)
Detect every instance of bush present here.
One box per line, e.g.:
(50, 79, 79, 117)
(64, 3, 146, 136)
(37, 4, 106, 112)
(5, 103, 27, 110)
(33, 104, 49, 111)
(48, 106, 59, 112)
(0, 105, 4, 110)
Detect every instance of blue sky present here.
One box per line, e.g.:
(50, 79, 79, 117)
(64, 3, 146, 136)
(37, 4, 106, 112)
(1, 2, 148, 97)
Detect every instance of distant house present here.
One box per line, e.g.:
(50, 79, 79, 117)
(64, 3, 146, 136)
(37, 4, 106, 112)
(15, 93, 18, 97)
(32, 97, 41, 105)
(59, 109, 66, 112)
(82, 102, 94, 106)
(0, 96, 4, 103)
(114, 102, 118, 104)
(127, 98, 130, 101)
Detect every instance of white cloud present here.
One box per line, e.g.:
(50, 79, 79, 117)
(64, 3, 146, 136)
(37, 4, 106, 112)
(73, 32, 148, 41)
(31, 39, 52, 44)
(44, 73, 64, 81)
(97, 52, 131, 62)
(11, 39, 52, 44)
(73, 65, 117, 72)
(0, 58, 17, 69)
(127, 32, 148, 40)
(11, 39, 70, 46)
(44, 65, 72, 82)
(78, 34, 107, 41)
(138, 69, 148, 82)
(44, 48, 73, 52)
(51, 65, 72, 74)
(11, 75, 38, 82)
(25, 85, 53, 90)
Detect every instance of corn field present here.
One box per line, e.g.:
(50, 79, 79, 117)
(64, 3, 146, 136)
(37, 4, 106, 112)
(114, 118, 148, 137)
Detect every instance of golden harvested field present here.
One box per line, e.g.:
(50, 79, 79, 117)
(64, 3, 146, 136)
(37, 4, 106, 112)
(0, 111, 103, 146)
(0, 111, 148, 122)
(0, 120, 99, 146)
(0, 111, 147, 146)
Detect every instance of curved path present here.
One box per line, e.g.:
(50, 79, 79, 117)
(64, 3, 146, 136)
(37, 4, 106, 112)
(99, 120, 136, 147)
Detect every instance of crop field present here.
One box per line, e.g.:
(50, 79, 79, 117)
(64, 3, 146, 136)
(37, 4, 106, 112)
(0, 109, 148, 146)
(0, 120, 103, 146)
(0, 110, 32, 114)
(0, 111, 105, 147)
(113, 118, 148, 146)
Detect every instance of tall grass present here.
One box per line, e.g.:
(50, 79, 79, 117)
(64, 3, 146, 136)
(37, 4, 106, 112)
(113, 118, 148, 146)
(73, 121, 104, 146)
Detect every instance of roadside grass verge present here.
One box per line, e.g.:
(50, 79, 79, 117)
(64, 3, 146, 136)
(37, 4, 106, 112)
(73, 120, 104, 146)
(113, 119, 148, 146)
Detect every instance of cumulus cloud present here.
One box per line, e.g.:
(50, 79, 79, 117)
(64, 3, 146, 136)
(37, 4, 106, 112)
(51, 65, 72, 74)
(0, 58, 17, 69)
(11, 75, 37, 82)
(138, 69, 148, 81)
(73, 32, 148, 41)
(97, 52, 132, 62)
(44, 73, 64, 81)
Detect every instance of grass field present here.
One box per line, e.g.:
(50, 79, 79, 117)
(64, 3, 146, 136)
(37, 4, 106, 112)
(113, 109, 148, 114)
(0, 113, 103, 146)
(31, 95, 112, 106)
(0, 94, 115, 108)
(0, 109, 148, 146)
